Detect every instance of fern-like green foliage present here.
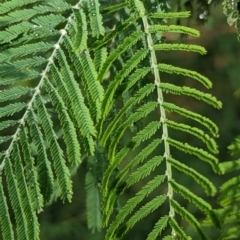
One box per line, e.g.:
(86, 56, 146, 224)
(0, 0, 223, 239)
(221, 0, 240, 41)
(204, 135, 240, 240)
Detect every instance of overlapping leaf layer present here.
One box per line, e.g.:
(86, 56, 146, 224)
(0, 0, 223, 239)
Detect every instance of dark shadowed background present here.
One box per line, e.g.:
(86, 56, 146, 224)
(1, 0, 240, 239)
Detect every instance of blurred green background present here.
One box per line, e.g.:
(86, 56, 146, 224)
(1, 0, 240, 239)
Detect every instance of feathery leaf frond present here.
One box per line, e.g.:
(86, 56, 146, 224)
(85, 165, 101, 233)
(0, 0, 222, 239)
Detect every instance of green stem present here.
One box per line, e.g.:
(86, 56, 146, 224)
(0, 1, 83, 171)
(137, 0, 175, 234)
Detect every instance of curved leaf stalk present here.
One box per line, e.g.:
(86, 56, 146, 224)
(0, 0, 82, 172)
(136, 0, 175, 235)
